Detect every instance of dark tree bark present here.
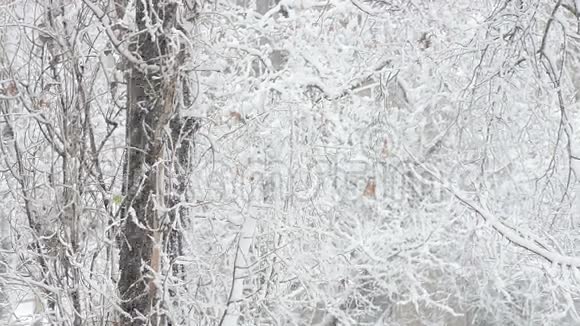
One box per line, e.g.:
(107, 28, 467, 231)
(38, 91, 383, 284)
(118, 1, 181, 325)
(167, 115, 198, 279)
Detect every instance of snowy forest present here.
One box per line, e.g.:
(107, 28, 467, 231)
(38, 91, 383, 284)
(1, 0, 580, 325)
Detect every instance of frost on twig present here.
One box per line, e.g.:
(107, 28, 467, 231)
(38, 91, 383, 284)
(409, 156, 580, 269)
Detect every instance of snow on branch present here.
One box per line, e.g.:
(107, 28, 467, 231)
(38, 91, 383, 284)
(449, 188, 580, 268)
(81, 0, 160, 73)
(407, 152, 580, 269)
(299, 58, 393, 101)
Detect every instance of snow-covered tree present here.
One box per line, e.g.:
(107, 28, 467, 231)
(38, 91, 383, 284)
(1, 0, 580, 325)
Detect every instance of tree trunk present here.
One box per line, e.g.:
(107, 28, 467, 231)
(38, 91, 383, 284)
(118, 1, 179, 325)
